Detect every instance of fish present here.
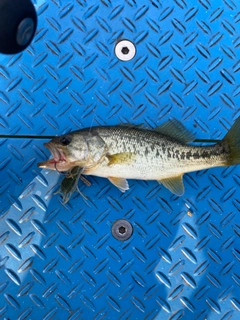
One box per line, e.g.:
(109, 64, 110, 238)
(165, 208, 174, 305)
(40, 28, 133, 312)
(38, 117, 240, 196)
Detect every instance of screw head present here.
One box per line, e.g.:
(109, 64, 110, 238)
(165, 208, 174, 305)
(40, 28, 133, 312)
(111, 219, 133, 241)
(115, 40, 136, 61)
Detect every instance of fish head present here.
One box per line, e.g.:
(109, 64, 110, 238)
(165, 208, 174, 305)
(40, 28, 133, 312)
(38, 130, 106, 172)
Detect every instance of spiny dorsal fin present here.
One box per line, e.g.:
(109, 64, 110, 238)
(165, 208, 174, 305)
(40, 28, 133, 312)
(158, 174, 185, 196)
(108, 177, 129, 192)
(155, 119, 195, 144)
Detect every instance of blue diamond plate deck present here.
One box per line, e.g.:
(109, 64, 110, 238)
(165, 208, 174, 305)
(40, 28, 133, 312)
(0, 0, 240, 319)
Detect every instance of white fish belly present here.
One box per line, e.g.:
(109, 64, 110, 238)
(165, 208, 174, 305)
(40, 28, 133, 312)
(87, 154, 225, 180)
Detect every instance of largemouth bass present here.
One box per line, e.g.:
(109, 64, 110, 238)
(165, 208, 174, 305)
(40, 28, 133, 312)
(38, 118, 240, 196)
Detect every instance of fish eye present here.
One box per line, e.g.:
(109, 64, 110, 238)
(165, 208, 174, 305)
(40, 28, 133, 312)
(60, 136, 71, 146)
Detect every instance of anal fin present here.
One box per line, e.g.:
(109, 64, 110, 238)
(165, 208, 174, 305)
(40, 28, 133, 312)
(108, 177, 129, 192)
(158, 174, 184, 196)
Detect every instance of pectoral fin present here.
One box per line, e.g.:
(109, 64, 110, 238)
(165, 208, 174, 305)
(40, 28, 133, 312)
(158, 174, 184, 196)
(107, 152, 135, 166)
(108, 177, 129, 192)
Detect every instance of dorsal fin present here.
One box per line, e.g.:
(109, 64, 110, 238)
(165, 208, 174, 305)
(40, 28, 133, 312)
(155, 119, 195, 144)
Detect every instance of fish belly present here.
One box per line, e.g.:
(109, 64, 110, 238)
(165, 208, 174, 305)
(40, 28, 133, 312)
(86, 150, 225, 180)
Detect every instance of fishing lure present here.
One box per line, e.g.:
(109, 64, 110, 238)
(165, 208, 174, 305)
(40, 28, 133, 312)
(55, 166, 91, 204)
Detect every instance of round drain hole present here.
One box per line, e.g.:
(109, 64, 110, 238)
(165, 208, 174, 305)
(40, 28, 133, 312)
(115, 40, 136, 61)
(112, 219, 133, 241)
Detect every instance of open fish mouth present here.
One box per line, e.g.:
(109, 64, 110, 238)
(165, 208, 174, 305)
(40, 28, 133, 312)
(47, 142, 66, 163)
(38, 142, 69, 171)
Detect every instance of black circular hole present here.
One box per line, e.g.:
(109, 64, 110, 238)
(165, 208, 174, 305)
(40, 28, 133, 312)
(118, 226, 126, 235)
(121, 47, 130, 55)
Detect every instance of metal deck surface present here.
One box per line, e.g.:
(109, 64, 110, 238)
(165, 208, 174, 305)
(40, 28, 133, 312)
(0, 0, 240, 319)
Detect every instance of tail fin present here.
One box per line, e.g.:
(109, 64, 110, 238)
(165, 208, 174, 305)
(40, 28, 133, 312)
(224, 117, 240, 165)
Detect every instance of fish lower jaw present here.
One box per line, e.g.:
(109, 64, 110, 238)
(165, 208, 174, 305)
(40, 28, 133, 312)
(37, 158, 71, 171)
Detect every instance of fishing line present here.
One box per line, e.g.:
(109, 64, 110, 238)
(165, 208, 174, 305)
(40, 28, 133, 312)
(0, 134, 221, 144)
(193, 139, 220, 143)
(54, 162, 68, 176)
(0, 104, 99, 140)
(86, 95, 101, 138)
(0, 134, 56, 139)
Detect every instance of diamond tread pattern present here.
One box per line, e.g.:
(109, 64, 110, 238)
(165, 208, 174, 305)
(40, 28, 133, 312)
(0, 0, 240, 319)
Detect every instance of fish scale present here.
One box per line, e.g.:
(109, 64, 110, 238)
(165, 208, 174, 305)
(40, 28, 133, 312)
(85, 126, 228, 180)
